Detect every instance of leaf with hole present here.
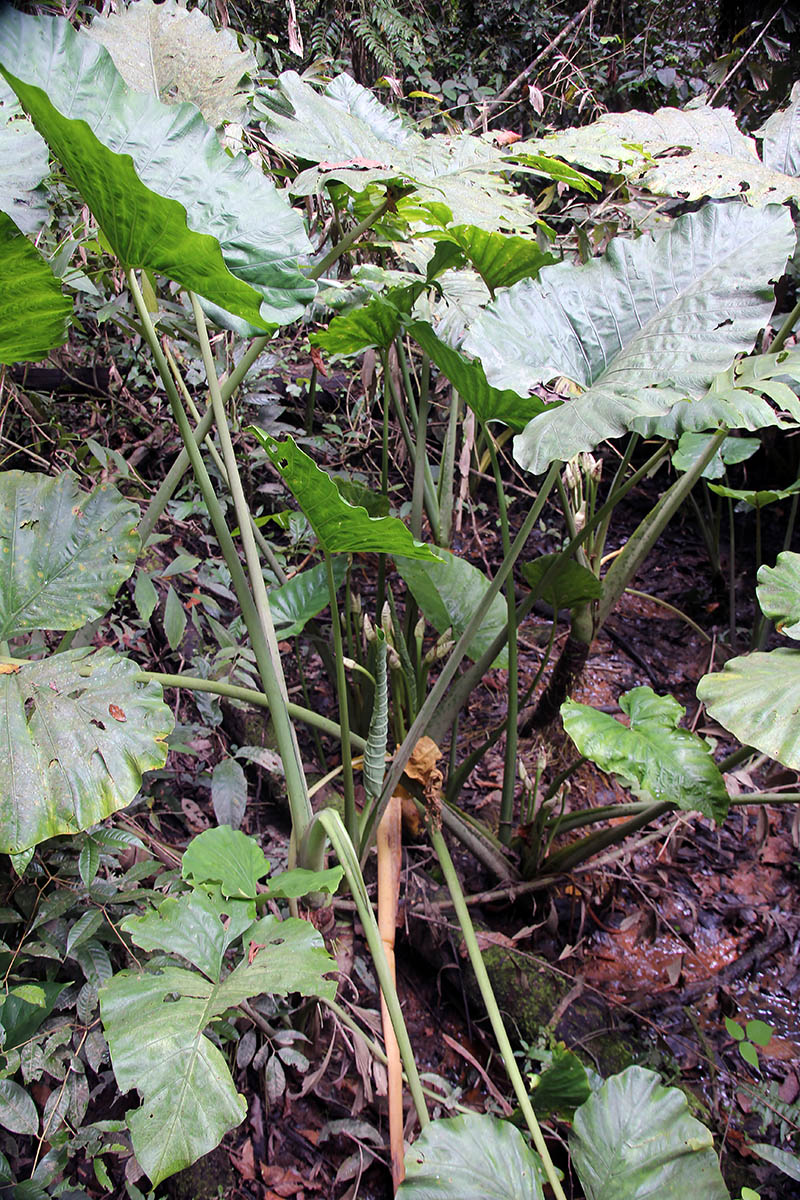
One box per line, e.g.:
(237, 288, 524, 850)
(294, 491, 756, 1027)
(0, 9, 314, 328)
(83, 0, 256, 128)
(0, 647, 172, 853)
(0, 470, 139, 639)
(570, 1066, 729, 1199)
(561, 686, 729, 822)
(252, 433, 440, 560)
(0, 76, 50, 235)
(463, 203, 795, 472)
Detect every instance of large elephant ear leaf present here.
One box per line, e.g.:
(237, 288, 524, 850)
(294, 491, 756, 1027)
(758, 81, 800, 178)
(697, 647, 800, 770)
(0, 471, 139, 639)
(0, 646, 172, 854)
(423, 224, 556, 294)
(561, 686, 729, 822)
(0, 215, 72, 364)
(82, 0, 256, 128)
(251, 432, 440, 560)
(463, 203, 795, 473)
(757, 551, 800, 638)
(397, 1113, 545, 1199)
(570, 1066, 729, 1200)
(0, 77, 50, 235)
(0, 10, 314, 328)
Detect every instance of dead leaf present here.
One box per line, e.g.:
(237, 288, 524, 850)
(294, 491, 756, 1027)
(493, 129, 521, 146)
(181, 796, 211, 833)
(665, 954, 683, 986)
(0, 662, 21, 674)
(527, 84, 544, 115)
(310, 346, 328, 377)
(235, 1139, 257, 1181)
(402, 737, 443, 799)
(108, 703, 127, 722)
(287, 0, 304, 56)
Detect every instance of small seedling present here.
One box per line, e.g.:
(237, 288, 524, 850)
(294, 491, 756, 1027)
(725, 1016, 773, 1072)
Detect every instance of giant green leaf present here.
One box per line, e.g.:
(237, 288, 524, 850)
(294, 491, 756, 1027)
(0, 77, 50, 235)
(262, 71, 535, 232)
(83, 0, 256, 128)
(671, 432, 760, 480)
(0, 471, 139, 639)
(397, 1113, 544, 1199)
(758, 82, 800, 178)
(269, 558, 347, 639)
(697, 648, 800, 770)
(0, 10, 314, 327)
(101, 903, 335, 1186)
(463, 203, 795, 473)
(633, 347, 800, 439)
(396, 549, 508, 668)
(0, 214, 71, 364)
(407, 321, 549, 431)
(251, 432, 440, 560)
(561, 686, 729, 822)
(570, 1066, 729, 1200)
(756, 551, 800, 638)
(520, 102, 800, 204)
(0, 647, 172, 853)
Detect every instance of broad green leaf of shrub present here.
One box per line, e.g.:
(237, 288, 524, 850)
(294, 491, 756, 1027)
(262, 866, 344, 898)
(408, 321, 549, 432)
(758, 82, 800, 177)
(0, 10, 314, 328)
(312, 283, 424, 356)
(396, 549, 508, 668)
(0, 647, 172, 853)
(0, 1078, 38, 1136)
(570, 1066, 729, 1200)
(0, 215, 72, 364)
(527, 1042, 591, 1120)
(421, 225, 556, 294)
(211, 759, 247, 830)
(697, 648, 800, 770)
(252, 432, 440, 560)
(464, 203, 795, 473)
(521, 554, 603, 611)
(756, 552, 800, 638)
(520, 102, 800, 204)
(671, 432, 760, 480)
(182, 825, 270, 899)
(101, 903, 336, 1185)
(561, 687, 729, 822)
(0, 77, 50, 235)
(0, 471, 139, 638)
(0, 982, 65, 1053)
(634, 346, 800, 439)
(262, 71, 535, 232)
(83, 0, 256, 128)
(270, 558, 347, 639)
(749, 1143, 800, 1182)
(707, 479, 800, 507)
(397, 1113, 545, 1199)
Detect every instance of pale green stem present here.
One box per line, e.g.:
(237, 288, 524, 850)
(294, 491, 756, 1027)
(437, 387, 460, 549)
(324, 551, 357, 842)
(189, 291, 312, 837)
(311, 197, 392, 279)
(126, 269, 313, 842)
(771, 297, 800, 353)
(311, 809, 430, 1128)
(410, 354, 430, 541)
(428, 822, 567, 1200)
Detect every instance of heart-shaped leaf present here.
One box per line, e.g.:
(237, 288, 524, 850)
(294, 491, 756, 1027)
(398, 1113, 545, 1199)
(570, 1066, 729, 1199)
(561, 686, 729, 822)
(521, 554, 603, 611)
(422, 224, 556, 294)
(706, 479, 800, 507)
(182, 824, 270, 899)
(463, 203, 795, 472)
(270, 558, 347, 639)
(252, 432, 440, 560)
(671, 432, 760, 480)
(0, 470, 139, 639)
(756, 551, 800, 638)
(0, 647, 172, 853)
(0, 10, 314, 328)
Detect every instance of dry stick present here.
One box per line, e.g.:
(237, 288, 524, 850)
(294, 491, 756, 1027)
(708, 6, 781, 105)
(377, 792, 404, 1191)
(467, 0, 598, 132)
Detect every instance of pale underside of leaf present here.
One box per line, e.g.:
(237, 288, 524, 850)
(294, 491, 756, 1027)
(758, 81, 800, 178)
(756, 551, 800, 638)
(0, 78, 50, 235)
(83, 0, 257, 127)
(462, 202, 794, 472)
